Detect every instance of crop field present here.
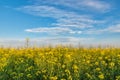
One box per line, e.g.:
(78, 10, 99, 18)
(0, 46, 120, 80)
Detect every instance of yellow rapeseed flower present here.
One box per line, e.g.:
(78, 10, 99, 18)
(98, 74, 104, 79)
(50, 76, 58, 80)
(96, 68, 101, 71)
(72, 64, 78, 70)
(109, 62, 115, 68)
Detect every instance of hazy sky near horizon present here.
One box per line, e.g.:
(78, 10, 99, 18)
(0, 0, 120, 47)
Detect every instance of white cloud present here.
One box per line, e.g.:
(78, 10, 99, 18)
(106, 24, 120, 32)
(17, 5, 105, 35)
(25, 27, 82, 35)
(84, 23, 120, 34)
(33, 0, 111, 12)
(17, 5, 66, 18)
(17, 5, 104, 24)
(82, 0, 111, 12)
(25, 27, 72, 33)
(17, 5, 96, 29)
(84, 29, 106, 34)
(16, 1, 113, 36)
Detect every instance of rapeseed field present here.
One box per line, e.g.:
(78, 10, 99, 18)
(0, 46, 120, 80)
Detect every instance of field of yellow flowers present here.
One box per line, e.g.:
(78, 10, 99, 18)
(0, 46, 120, 80)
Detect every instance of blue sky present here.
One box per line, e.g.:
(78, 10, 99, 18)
(0, 0, 120, 47)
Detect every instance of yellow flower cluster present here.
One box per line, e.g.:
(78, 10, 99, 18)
(0, 46, 120, 80)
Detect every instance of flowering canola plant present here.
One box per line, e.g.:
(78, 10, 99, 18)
(0, 46, 120, 80)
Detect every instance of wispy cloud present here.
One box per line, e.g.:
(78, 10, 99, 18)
(17, 5, 66, 18)
(33, 0, 111, 12)
(25, 27, 82, 35)
(16, 1, 114, 42)
(81, 0, 111, 12)
(17, 5, 105, 35)
(106, 24, 120, 32)
(84, 23, 120, 34)
(17, 5, 97, 29)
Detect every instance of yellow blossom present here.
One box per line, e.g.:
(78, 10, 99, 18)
(98, 74, 104, 79)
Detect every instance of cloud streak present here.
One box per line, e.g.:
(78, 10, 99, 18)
(25, 27, 82, 35)
(16, 0, 114, 36)
(33, 0, 111, 12)
(81, 0, 111, 12)
(17, 5, 105, 35)
(106, 24, 120, 32)
(84, 23, 120, 34)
